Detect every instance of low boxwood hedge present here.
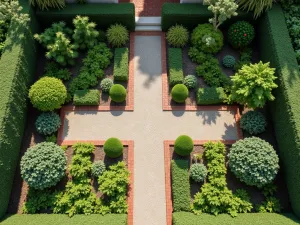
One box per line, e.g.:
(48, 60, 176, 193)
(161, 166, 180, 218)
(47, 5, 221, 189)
(196, 87, 227, 105)
(114, 48, 129, 82)
(168, 48, 184, 86)
(73, 89, 100, 106)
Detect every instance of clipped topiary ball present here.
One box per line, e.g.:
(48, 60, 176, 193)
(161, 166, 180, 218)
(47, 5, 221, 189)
(107, 24, 129, 47)
(20, 142, 67, 189)
(240, 111, 267, 135)
(190, 163, 207, 183)
(100, 78, 114, 93)
(174, 135, 194, 156)
(104, 137, 124, 158)
(222, 55, 236, 68)
(171, 84, 189, 103)
(29, 77, 67, 111)
(228, 21, 255, 49)
(109, 84, 127, 103)
(229, 137, 279, 188)
(183, 75, 198, 89)
(91, 160, 106, 178)
(167, 25, 189, 48)
(35, 112, 61, 136)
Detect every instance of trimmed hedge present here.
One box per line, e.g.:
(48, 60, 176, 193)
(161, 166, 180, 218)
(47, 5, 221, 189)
(259, 5, 300, 217)
(196, 87, 227, 105)
(73, 89, 100, 106)
(114, 48, 129, 82)
(168, 48, 184, 86)
(36, 4, 135, 31)
(171, 160, 190, 212)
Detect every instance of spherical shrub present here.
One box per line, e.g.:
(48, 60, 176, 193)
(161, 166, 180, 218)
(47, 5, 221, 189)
(183, 75, 198, 89)
(222, 55, 236, 68)
(35, 112, 61, 136)
(174, 135, 194, 156)
(167, 25, 189, 47)
(91, 160, 106, 178)
(109, 84, 127, 103)
(100, 78, 114, 93)
(106, 24, 129, 47)
(20, 142, 67, 189)
(191, 24, 224, 54)
(228, 21, 255, 49)
(228, 137, 279, 188)
(171, 84, 189, 103)
(29, 77, 67, 111)
(104, 137, 124, 158)
(240, 111, 267, 135)
(190, 163, 207, 183)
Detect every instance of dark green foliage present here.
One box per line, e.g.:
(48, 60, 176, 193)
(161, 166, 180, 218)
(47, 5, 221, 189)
(43, 62, 71, 81)
(103, 137, 123, 158)
(35, 112, 61, 135)
(168, 48, 184, 86)
(73, 89, 100, 106)
(98, 30, 106, 42)
(171, 84, 189, 103)
(228, 21, 255, 49)
(91, 160, 106, 178)
(171, 160, 190, 212)
(240, 111, 267, 135)
(107, 24, 129, 47)
(114, 48, 129, 81)
(100, 78, 113, 93)
(222, 55, 236, 68)
(190, 163, 207, 183)
(183, 75, 197, 89)
(109, 84, 127, 103)
(0, 20, 9, 56)
(174, 135, 193, 156)
(29, 0, 65, 10)
(188, 47, 210, 64)
(196, 87, 227, 105)
(234, 48, 252, 71)
(45, 134, 57, 143)
(256, 197, 282, 213)
(166, 25, 189, 47)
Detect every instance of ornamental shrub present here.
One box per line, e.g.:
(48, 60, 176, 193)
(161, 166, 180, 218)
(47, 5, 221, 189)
(168, 48, 184, 86)
(29, 0, 65, 10)
(174, 135, 194, 156)
(43, 62, 71, 81)
(167, 25, 189, 47)
(100, 78, 114, 92)
(114, 48, 129, 81)
(35, 112, 61, 136)
(240, 111, 267, 135)
(234, 48, 252, 71)
(191, 24, 224, 54)
(91, 160, 106, 178)
(196, 87, 227, 105)
(171, 84, 189, 103)
(190, 163, 207, 183)
(104, 137, 124, 158)
(20, 142, 67, 190)
(29, 77, 67, 111)
(73, 89, 100, 106)
(109, 84, 127, 103)
(223, 55, 236, 68)
(228, 21, 255, 49)
(107, 24, 129, 47)
(188, 47, 209, 64)
(237, 0, 273, 19)
(183, 75, 197, 89)
(229, 137, 279, 188)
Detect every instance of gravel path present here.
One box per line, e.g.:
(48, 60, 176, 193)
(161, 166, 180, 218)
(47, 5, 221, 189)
(62, 36, 239, 225)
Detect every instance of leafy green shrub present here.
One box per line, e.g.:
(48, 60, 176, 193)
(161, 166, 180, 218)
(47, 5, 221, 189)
(35, 112, 61, 136)
(107, 24, 129, 47)
(43, 62, 71, 81)
(109, 84, 127, 103)
(29, 0, 65, 10)
(188, 47, 210, 64)
(91, 160, 106, 178)
(168, 48, 184, 86)
(229, 137, 279, 188)
(29, 77, 67, 111)
(171, 84, 189, 103)
(104, 137, 123, 158)
(240, 111, 267, 135)
(45, 134, 57, 143)
(191, 24, 223, 54)
(0, 20, 9, 57)
(222, 55, 236, 68)
(20, 142, 67, 190)
(73, 89, 100, 106)
(114, 48, 129, 81)
(230, 61, 277, 108)
(183, 75, 197, 89)
(98, 30, 106, 42)
(171, 160, 191, 212)
(100, 78, 114, 93)
(228, 21, 255, 49)
(256, 197, 281, 213)
(166, 25, 189, 47)
(174, 135, 193, 156)
(196, 87, 227, 105)
(234, 48, 252, 71)
(190, 163, 207, 183)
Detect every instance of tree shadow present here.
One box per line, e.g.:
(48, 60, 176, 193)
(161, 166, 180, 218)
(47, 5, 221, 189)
(221, 123, 238, 140)
(196, 110, 221, 125)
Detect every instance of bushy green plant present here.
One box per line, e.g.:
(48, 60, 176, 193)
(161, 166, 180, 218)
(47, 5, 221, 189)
(229, 137, 279, 188)
(91, 160, 106, 178)
(20, 142, 67, 190)
(107, 24, 129, 47)
(174, 135, 194, 156)
(43, 62, 71, 81)
(237, 0, 273, 19)
(240, 111, 267, 135)
(183, 75, 197, 89)
(104, 137, 123, 158)
(222, 55, 236, 68)
(188, 47, 210, 64)
(29, 77, 67, 111)
(100, 78, 114, 92)
(35, 112, 61, 136)
(45, 134, 57, 143)
(196, 87, 227, 105)
(0, 0, 30, 25)
(256, 197, 281, 213)
(168, 48, 184, 86)
(0, 20, 9, 56)
(171, 84, 189, 103)
(109, 84, 127, 103)
(230, 61, 277, 108)
(167, 25, 189, 47)
(234, 48, 252, 71)
(98, 30, 106, 42)
(29, 0, 65, 10)
(191, 24, 224, 54)
(73, 89, 100, 106)
(114, 48, 129, 81)
(190, 163, 207, 183)
(228, 21, 255, 49)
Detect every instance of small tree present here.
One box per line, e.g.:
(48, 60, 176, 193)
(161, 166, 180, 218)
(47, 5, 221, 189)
(203, 0, 238, 30)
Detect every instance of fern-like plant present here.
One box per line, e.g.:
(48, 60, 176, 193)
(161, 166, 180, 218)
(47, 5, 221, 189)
(237, 0, 273, 19)
(106, 24, 129, 47)
(29, 0, 65, 10)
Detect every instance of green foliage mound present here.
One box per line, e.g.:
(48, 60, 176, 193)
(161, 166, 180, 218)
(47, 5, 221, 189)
(183, 75, 197, 89)
(174, 135, 193, 156)
(107, 24, 129, 47)
(20, 142, 67, 190)
(223, 55, 236, 68)
(167, 25, 189, 47)
(240, 111, 267, 135)
(168, 48, 184, 86)
(104, 138, 124, 158)
(190, 163, 207, 183)
(196, 87, 227, 105)
(92, 160, 106, 178)
(109, 84, 127, 103)
(114, 48, 129, 81)
(234, 48, 252, 71)
(171, 84, 189, 103)
(100, 78, 114, 93)
(35, 112, 61, 136)
(228, 21, 255, 49)
(73, 89, 100, 106)
(229, 137, 279, 188)
(43, 62, 71, 81)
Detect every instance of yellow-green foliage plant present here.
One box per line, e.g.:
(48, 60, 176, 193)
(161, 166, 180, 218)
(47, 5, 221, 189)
(29, 0, 65, 10)
(237, 0, 273, 19)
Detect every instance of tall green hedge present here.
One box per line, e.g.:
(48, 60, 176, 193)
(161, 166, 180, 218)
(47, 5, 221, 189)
(36, 3, 135, 31)
(0, 1, 39, 218)
(259, 5, 300, 217)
